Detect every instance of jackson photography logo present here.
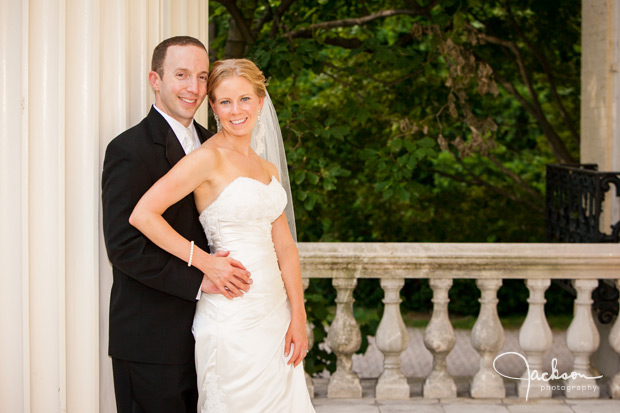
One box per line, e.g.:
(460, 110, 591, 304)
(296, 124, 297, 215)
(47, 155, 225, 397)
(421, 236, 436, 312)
(492, 352, 603, 401)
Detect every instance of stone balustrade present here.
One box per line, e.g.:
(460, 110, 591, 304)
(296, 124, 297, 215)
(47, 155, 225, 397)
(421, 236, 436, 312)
(297, 242, 620, 400)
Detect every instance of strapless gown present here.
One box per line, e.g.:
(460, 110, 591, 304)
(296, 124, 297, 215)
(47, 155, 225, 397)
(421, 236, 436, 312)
(193, 176, 315, 412)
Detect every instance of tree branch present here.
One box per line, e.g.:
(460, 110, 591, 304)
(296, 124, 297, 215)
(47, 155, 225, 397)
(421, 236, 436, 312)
(212, 0, 255, 45)
(504, 3, 580, 145)
(427, 164, 544, 212)
(468, 25, 576, 163)
(323, 71, 364, 102)
(487, 66, 575, 163)
(488, 154, 542, 201)
(287, 9, 426, 38)
(254, 0, 299, 38)
(323, 60, 422, 87)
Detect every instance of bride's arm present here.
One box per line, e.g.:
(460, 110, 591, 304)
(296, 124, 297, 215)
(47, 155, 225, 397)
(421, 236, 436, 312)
(129, 148, 251, 299)
(272, 213, 309, 367)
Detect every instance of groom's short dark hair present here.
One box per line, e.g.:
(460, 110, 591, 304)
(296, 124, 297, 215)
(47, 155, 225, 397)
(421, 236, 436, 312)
(151, 36, 207, 77)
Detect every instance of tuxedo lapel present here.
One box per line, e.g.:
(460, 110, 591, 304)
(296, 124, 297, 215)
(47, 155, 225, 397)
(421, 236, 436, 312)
(145, 107, 186, 167)
(165, 130, 186, 167)
(146, 107, 212, 166)
(195, 120, 213, 144)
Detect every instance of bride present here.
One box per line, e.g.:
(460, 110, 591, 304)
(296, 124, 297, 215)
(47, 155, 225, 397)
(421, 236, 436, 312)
(130, 59, 315, 412)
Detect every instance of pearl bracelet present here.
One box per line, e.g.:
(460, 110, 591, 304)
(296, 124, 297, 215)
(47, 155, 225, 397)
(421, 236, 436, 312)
(187, 240, 195, 267)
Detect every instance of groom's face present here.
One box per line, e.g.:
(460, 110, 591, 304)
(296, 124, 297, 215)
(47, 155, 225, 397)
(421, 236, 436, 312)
(149, 45, 209, 127)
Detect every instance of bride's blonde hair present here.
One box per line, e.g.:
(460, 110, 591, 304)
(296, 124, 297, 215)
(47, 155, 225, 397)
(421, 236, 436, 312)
(207, 59, 267, 102)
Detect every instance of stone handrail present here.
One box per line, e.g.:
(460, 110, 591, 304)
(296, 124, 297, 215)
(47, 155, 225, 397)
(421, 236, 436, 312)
(297, 242, 620, 400)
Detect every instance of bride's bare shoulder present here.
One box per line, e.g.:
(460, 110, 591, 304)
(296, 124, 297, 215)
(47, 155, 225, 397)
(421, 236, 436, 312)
(193, 141, 225, 165)
(259, 157, 280, 181)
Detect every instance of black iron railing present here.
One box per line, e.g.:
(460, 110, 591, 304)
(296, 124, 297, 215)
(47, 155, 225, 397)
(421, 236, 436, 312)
(545, 163, 620, 323)
(546, 164, 620, 243)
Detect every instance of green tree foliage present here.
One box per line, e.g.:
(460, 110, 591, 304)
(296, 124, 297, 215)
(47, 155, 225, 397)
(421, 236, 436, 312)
(208, 0, 581, 374)
(209, 0, 580, 243)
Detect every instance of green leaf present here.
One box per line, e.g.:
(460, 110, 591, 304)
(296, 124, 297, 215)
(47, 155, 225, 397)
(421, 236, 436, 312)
(329, 125, 349, 141)
(407, 155, 418, 170)
(397, 154, 409, 167)
(304, 195, 317, 210)
(307, 173, 320, 185)
(382, 188, 394, 200)
(295, 170, 306, 184)
(417, 137, 436, 148)
(389, 138, 403, 152)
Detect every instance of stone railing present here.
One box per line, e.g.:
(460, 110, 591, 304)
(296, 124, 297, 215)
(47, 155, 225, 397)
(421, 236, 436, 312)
(298, 242, 620, 400)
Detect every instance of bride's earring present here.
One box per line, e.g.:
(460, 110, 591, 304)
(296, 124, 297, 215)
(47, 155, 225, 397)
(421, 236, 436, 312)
(254, 110, 265, 155)
(214, 113, 222, 133)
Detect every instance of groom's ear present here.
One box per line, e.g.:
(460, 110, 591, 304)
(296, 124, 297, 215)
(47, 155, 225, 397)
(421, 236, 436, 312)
(149, 71, 160, 93)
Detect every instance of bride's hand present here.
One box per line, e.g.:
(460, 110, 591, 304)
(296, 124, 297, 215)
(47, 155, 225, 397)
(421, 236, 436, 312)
(284, 315, 308, 367)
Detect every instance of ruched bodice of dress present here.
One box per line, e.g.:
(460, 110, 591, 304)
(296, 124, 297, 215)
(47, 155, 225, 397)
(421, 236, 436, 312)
(198, 176, 287, 296)
(193, 175, 314, 412)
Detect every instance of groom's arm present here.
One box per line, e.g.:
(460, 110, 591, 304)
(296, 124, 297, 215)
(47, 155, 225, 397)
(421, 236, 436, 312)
(102, 136, 203, 301)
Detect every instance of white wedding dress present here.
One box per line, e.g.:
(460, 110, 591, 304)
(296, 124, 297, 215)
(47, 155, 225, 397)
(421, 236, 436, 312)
(193, 176, 315, 412)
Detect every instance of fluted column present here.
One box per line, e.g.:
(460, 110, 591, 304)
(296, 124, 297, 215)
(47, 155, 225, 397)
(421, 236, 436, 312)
(302, 278, 314, 398)
(565, 279, 601, 398)
(99, 2, 129, 410)
(0, 1, 26, 411)
(28, 0, 66, 410)
(424, 278, 457, 398)
(327, 277, 362, 398)
(610, 279, 620, 398)
(161, 0, 209, 124)
(518, 279, 553, 399)
(66, 0, 101, 410)
(470, 278, 505, 398)
(376, 278, 410, 399)
(127, 0, 151, 126)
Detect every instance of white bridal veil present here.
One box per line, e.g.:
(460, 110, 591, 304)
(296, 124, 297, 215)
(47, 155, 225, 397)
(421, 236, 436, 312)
(250, 91, 297, 241)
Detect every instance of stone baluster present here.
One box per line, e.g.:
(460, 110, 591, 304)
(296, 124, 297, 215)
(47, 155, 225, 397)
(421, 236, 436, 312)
(565, 279, 600, 398)
(610, 279, 620, 398)
(375, 278, 410, 399)
(470, 278, 505, 398)
(302, 278, 315, 398)
(327, 277, 362, 398)
(423, 278, 457, 398)
(518, 279, 553, 399)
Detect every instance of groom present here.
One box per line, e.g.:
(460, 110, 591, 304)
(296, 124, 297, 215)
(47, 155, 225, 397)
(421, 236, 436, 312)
(102, 36, 251, 412)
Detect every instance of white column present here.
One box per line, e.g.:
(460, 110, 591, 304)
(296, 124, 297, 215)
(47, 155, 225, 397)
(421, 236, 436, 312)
(518, 279, 553, 399)
(65, 0, 100, 411)
(99, 0, 128, 410)
(423, 278, 457, 398)
(0, 0, 27, 411)
(28, 0, 66, 410)
(375, 278, 410, 399)
(581, 0, 620, 228)
(127, 0, 151, 126)
(565, 279, 601, 398)
(470, 278, 505, 398)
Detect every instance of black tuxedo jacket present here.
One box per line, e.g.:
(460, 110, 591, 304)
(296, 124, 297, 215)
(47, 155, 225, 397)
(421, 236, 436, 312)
(102, 107, 212, 364)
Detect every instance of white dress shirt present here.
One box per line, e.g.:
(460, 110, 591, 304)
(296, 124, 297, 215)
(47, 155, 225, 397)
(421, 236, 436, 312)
(153, 104, 200, 154)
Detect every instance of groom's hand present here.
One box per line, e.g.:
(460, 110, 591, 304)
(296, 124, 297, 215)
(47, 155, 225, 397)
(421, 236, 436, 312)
(201, 250, 252, 299)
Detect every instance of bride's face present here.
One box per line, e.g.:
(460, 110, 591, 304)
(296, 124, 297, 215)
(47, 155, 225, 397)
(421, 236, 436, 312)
(210, 76, 264, 139)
